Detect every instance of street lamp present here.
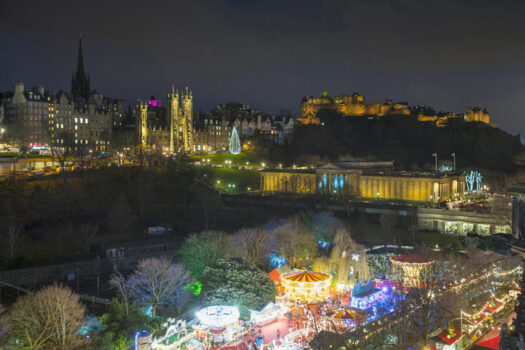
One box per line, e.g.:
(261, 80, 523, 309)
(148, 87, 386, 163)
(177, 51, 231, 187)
(377, 192, 380, 200)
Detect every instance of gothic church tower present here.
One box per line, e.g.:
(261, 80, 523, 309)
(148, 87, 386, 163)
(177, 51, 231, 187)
(71, 37, 91, 99)
(166, 86, 193, 153)
(167, 86, 179, 153)
(138, 102, 148, 149)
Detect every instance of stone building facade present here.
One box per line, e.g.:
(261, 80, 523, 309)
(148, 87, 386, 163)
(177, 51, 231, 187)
(137, 87, 194, 154)
(300, 91, 493, 127)
(2, 83, 54, 150)
(261, 161, 466, 204)
(299, 91, 411, 124)
(193, 117, 232, 153)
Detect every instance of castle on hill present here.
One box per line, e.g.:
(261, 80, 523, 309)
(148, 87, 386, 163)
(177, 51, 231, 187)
(299, 91, 493, 127)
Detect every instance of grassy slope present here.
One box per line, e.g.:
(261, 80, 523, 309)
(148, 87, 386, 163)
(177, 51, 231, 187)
(191, 151, 266, 167)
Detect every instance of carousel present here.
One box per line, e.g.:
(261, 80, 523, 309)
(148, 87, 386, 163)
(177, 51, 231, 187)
(281, 270, 331, 302)
(390, 255, 434, 286)
(195, 306, 245, 342)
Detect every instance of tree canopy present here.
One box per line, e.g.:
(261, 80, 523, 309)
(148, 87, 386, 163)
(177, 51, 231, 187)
(200, 258, 276, 315)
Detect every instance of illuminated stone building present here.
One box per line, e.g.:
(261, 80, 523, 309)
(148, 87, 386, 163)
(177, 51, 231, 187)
(300, 91, 493, 127)
(299, 91, 410, 124)
(193, 117, 232, 153)
(261, 161, 466, 204)
(137, 87, 194, 154)
(416, 107, 492, 127)
(2, 83, 54, 151)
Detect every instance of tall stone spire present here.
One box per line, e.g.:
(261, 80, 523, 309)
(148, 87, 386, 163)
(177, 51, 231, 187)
(77, 37, 85, 76)
(71, 36, 91, 99)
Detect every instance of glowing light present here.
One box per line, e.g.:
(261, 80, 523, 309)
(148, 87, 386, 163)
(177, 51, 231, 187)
(196, 306, 240, 328)
(229, 126, 241, 155)
(281, 270, 331, 302)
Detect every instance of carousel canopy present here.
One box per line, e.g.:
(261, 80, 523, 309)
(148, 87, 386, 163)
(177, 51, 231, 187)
(390, 255, 434, 266)
(327, 307, 367, 320)
(282, 271, 330, 283)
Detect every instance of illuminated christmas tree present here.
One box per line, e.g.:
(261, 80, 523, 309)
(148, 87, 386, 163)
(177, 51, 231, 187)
(229, 126, 241, 155)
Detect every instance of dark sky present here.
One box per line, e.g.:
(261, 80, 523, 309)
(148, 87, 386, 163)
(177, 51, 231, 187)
(1, 0, 525, 135)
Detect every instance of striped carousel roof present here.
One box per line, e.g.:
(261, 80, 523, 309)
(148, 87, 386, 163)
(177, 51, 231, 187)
(282, 270, 330, 283)
(328, 307, 367, 320)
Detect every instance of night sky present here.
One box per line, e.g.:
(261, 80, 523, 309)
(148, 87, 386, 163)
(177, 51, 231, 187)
(1, 0, 525, 135)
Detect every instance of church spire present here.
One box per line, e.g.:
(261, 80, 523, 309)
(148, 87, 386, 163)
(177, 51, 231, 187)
(71, 36, 91, 99)
(77, 36, 85, 75)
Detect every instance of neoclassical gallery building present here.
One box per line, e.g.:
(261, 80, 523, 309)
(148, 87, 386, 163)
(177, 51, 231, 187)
(260, 161, 466, 203)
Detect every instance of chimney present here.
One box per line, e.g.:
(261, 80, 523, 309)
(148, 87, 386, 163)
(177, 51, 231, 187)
(12, 82, 27, 104)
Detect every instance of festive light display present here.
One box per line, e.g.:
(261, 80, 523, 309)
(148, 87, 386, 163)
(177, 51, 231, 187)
(250, 302, 289, 326)
(466, 170, 483, 192)
(282, 270, 331, 302)
(196, 306, 240, 328)
(390, 255, 434, 286)
(229, 126, 241, 155)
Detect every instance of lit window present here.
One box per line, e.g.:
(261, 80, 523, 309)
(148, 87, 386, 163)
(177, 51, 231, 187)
(74, 118, 78, 123)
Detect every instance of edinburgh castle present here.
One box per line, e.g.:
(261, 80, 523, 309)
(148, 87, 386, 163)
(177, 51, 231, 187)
(299, 91, 493, 127)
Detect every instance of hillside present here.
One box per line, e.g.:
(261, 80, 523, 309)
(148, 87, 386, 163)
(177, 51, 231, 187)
(256, 110, 525, 185)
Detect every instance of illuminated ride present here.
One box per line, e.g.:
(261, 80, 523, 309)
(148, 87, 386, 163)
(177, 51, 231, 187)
(327, 306, 367, 328)
(390, 255, 434, 286)
(195, 306, 244, 342)
(281, 270, 331, 302)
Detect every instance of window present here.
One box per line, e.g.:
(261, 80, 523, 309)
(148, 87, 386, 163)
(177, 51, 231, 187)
(74, 117, 78, 123)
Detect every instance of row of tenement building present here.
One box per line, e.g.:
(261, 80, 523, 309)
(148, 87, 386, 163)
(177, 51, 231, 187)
(0, 39, 294, 155)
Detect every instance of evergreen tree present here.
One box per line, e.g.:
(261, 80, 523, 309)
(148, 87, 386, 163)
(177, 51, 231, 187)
(229, 126, 241, 155)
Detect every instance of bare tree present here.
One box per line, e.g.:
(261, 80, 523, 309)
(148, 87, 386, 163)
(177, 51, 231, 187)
(3, 221, 22, 258)
(127, 257, 190, 318)
(108, 192, 136, 234)
(270, 216, 318, 268)
(109, 272, 132, 317)
(79, 222, 98, 253)
(379, 210, 397, 243)
(8, 284, 86, 350)
(0, 304, 8, 348)
(230, 227, 273, 267)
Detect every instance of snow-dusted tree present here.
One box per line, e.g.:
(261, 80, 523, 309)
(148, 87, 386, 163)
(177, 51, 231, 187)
(127, 257, 190, 318)
(8, 284, 86, 350)
(201, 258, 276, 315)
(229, 126, 241, 155)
